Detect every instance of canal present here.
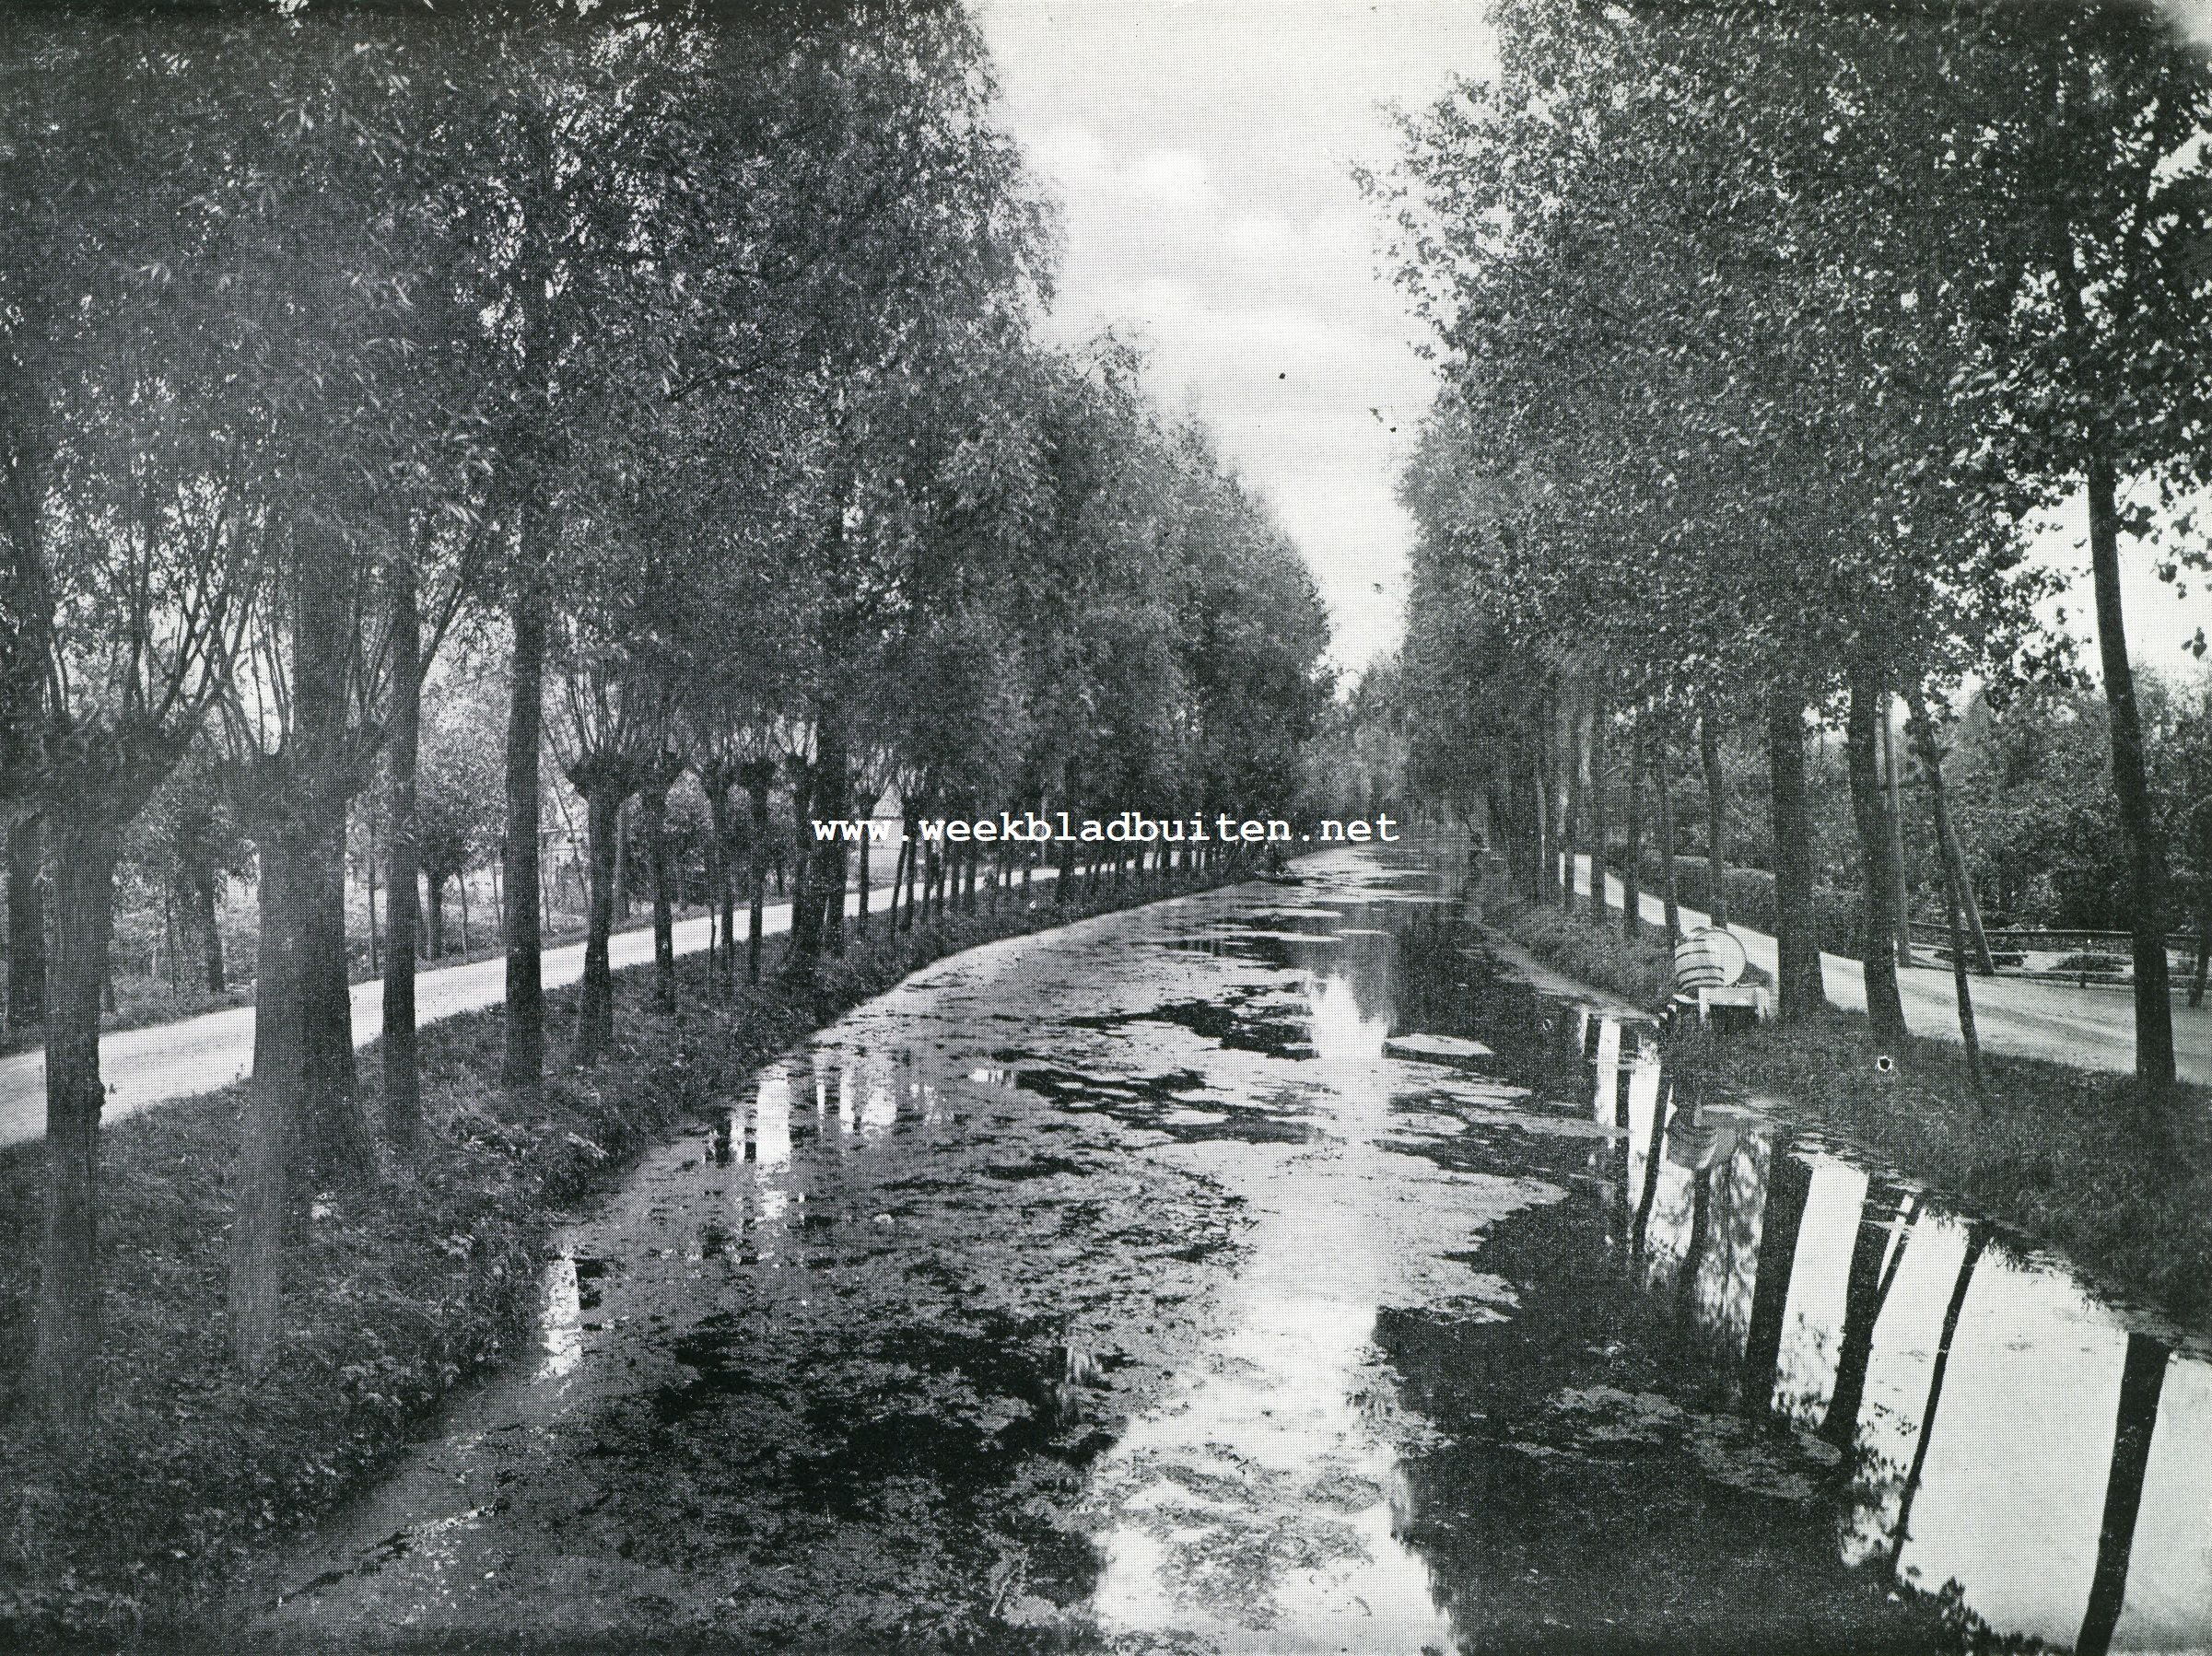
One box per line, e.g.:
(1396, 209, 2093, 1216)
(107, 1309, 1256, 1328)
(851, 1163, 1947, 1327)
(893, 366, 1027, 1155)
(249, 843, 2212, 1652)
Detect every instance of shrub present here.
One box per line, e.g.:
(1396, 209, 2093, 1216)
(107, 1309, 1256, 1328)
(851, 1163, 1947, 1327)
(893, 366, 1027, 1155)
(1608, 846, 1861, 957)
(2052, 951, 2128, 975)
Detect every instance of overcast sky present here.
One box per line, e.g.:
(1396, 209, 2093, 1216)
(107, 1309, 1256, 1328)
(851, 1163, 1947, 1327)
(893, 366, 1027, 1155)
(977, 0, 1495, 675)
(977, 0, 2212, 688)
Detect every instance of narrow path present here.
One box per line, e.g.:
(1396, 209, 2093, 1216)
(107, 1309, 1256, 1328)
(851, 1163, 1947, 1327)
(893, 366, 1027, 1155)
(1568, 853, 2212, 1082)
(0, 874, 1012, 1149)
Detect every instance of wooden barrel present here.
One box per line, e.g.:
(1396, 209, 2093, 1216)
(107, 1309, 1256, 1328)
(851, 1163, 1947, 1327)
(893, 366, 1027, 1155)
(1672, 927, 1746, 991)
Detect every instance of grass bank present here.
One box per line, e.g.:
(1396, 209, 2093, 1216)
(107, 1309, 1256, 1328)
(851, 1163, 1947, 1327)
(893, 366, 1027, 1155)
(1484, 889, 2212, 1330)
(0, 868, 1237, 1646)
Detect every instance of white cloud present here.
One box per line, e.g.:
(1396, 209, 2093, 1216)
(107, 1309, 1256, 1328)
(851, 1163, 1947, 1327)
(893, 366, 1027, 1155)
(1127, 147, 1211, 209)
(977, 0, 1498, 671)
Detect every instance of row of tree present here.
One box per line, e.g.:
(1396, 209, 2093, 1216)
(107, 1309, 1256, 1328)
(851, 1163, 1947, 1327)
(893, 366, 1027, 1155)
(0, 0, 1329, 1433)
(1370, 0, 2212, 1085)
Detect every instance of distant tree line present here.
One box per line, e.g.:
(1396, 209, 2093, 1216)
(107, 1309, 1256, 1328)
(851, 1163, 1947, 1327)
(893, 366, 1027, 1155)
(0, 0, 1329, 1433)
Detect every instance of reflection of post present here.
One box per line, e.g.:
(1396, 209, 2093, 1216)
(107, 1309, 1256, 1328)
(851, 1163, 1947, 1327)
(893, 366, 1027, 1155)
(1889, 1223, 1989, 1578)
(1630, 1062, 1674, 1260)
(1821, 1179, 1908, 1453)
(1606, 1058, 1633, 1249)
(2077, 1332, 2171, 1656)
(1674, 1164, 1713, 1320)
(1740, 1142, 1812, 1417)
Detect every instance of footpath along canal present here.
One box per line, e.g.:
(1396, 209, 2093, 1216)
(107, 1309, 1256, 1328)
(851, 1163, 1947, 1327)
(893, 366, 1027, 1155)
(240, 844, 2212, 1653)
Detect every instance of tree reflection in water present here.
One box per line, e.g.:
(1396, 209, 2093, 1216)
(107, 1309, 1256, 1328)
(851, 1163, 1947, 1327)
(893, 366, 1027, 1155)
(1390, 956, 2209, 1651)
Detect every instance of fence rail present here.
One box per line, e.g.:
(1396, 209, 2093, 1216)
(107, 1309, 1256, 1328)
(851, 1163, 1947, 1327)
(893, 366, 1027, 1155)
(1905, 920, 2198, 956)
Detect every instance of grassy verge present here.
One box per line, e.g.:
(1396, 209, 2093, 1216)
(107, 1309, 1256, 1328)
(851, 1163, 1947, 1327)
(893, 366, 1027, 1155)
(1485, 891, 2212, 1330)
(1491, 897, 1682, 1006)
(0, 869, 1236, 1646)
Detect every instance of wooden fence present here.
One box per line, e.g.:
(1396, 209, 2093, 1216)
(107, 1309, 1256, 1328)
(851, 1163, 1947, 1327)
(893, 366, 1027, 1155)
(1906, 921, 2198, 957)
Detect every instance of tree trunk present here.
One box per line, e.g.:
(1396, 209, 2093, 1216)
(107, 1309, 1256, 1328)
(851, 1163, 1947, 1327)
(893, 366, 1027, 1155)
(815, 717, 849, 956)
(747, 776, 771, 982)
(1561, 733, 1583, 915)
(1622, 726, 1644, 943)
(2077, 1332, 2171, 1656)
(364, 815, 380, 977)
(193, 861, 223, 994)
(704, 780, 733, 987)
(856, 803, 873, 937)
(1654, 718, 1680, 945)
(1700, 714, 1727, 927)
(1055, 818, 1076, 904)
(301, 807, 361, 1165)
(639, 782, 676, 1013)
(383, 563, 422, 1160)
(231, 821, 304, 1376)
(613, 798, 630, 922)
(2194, 818, 2212, 1009)
(229, 796, 378, 1373)
(6, 817, 45, 1031)
(1888, 1223, 1987, 1580)
(1740, 1140, 1812, 1418)
(31, 813, 120, 1431)
(1939, 850, 1985, 1092)
(1908, 701, 1995, 976)
(788, 763, 817, 959)
(502, 569, 547, 1096)
(2086, 448, 2177, 1089)
(575, 787, 620, 1066)
(906, 809, 926, 930)
(1882, 704, 1913, 968)
(1845, 664, 1910, 1044)
(426, 875, 446, 960)
(1906, 694, 1984, 1085)
(1820, 1179, 1907, 1455)
(1531, 741, 1552, 904)
(1588, 714, 1609, 915)
(888, 836, 908, 936)
(1766, 691, 1826, 1020)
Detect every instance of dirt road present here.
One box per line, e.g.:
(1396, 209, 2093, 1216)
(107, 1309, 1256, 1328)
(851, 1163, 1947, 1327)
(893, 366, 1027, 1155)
(0, 879, 937, 1149)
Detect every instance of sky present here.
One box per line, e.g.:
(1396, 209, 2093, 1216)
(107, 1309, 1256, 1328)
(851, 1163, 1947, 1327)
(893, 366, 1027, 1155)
(976, 0, 1496, 675)
(977, 0, 2212, 689)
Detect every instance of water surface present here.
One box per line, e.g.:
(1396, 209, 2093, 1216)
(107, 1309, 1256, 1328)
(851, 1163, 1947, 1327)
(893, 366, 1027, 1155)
(252, 845, 2212, 1652)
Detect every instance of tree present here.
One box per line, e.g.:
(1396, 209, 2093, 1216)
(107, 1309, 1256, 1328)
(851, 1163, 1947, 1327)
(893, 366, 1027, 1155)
(1925, 3, 2212, 1087)
(1374, 0, 2072, 1048)
(0, 4, 289, 1427)
(133, 751, 250, 997)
